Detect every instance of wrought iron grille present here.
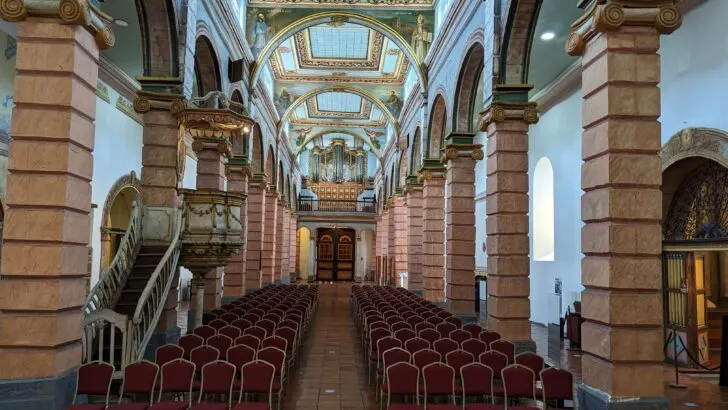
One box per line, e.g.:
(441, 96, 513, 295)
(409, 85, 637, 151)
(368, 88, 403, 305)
(664, 161, 728, 240)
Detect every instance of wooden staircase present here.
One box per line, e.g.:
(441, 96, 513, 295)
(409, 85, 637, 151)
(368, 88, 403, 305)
(115, 245, 170, 317)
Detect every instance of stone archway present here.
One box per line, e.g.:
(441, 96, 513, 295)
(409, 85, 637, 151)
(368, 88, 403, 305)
(194, 35, 222, 97)
(252, 123, 264, 173)
(661, 128, 728, 171)
(427, 95, 447, 159)
(454, 43, 484, 133)
(265, 145, 276, 185)
(500, 0, 542, 84)
(135, 0, 180, 77)
(410, 127, 422, 175)
(100, 171, 142, 271)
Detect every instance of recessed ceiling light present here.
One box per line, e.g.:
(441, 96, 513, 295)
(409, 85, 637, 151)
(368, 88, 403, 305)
(540, 32, 555, 41)
(113, 19, 129, 27)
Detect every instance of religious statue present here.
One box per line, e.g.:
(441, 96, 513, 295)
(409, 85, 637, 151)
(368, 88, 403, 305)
(275, 87, 295, 115)
(383, 90, 402, 117)
(293, 127, 312, 146)
(411, 14, 433, 62)
(251, 13, 271, 58)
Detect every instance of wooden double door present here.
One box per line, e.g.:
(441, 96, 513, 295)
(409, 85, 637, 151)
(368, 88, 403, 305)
(317, 228, 355, 281)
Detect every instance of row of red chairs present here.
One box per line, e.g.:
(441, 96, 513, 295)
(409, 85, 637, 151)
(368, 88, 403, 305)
(67, 284, 318, 410)
(352, 285, 574, 409)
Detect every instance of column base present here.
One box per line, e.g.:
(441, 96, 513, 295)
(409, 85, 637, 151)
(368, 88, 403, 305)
(456, 313, 479, 324)
(577, 384, 668, 410)
(262, 281, 272, 287)
(221, 296, 241, 305)
(187, 309, 196, 333)
(273, 279, 281, 285)
(410, 289, 425, 297)
(246, 286, 260, 294)
(280, 275, 290, 285)
(143, 326, 182, 361)
(512, 339, 537, 354)
(0, 368, 77, 410)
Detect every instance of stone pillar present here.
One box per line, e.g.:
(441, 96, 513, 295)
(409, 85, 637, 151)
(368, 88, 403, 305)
(443, 133, 482, 320)
(375, 216, 383, 284)
(0, 4, 114, 409)
(245, 175, 267, 291)
(421, 162, 446, 302)
(380, 209, 390, 285)
(289, 213, 298, 281)
(262, 190, 278, 286)
(393, 195, 408, 287)
(222, 162, 250, 302)
(480, 91, 538, 351)
(405, 182, 424, 295)
(275, 200, 286, 284)
(566, 2, 681, 406)
(193, 277, 205, 328)
(387, 204, 396, 286)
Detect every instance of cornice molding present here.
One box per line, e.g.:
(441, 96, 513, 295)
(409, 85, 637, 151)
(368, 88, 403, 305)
(530, 59, 581, 114)
(99, 55, 140, 103)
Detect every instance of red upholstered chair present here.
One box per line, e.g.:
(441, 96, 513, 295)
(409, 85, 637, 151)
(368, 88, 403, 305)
(220, 313, 239, 324)
(450, 329, 471, 346)
(227, 345, 257, 373)
(419, 328, 440, 346)
(404, 337, 430, 355)
(445, 316, 462, 328)
(233, 360, 275, 410)
(243, 325, 267, 341)
(219, 325, 242, 341)
(65, 361, 114, 410)
(479, 351, 509, 393)
(376, 347, 411, 401)
(178, 334, 204, 359)
(256, 347, 286, 410)
(108, 360, 159, 410)
(445, 349, 475, 376)
(241, 313, 259, 325)
(433, 338, 459, 359)
(207, 334, 233, 358)
(262, 335, 288, 352)
(540, 368, 574, 409)
(391, 321, 413, 333)
(202, 312, 217, 325)
(462, 323, 483, 340)
(235, 334, 261, 351)
(460, 363, 499, 410)
(415, 321, 435, 333)
(502, 364, 539, 410)
(436, 322, 457, 340)
(422, 362, 459, 409)
(383, 362, 420, 410)
(232, 318, 253, 333)
(257, 319, 277, 337)
(413, 349, 442, 372)
(190, 346, 221, 376)
(150, 359, 196, 410)
(208, 319, 228, 331)
(190, 361, 236, 410)
(478, 331, 501, 349)
(462, 339, 488, 359)
(155, 344, 184, 367)
(193, 325, 217, 342)
(427, 316, 444, 326)
(407, 315, 425, 328)
(491, 340, 516, 364)
(367, 328, 391, 380)
(394, 328, 417, 344)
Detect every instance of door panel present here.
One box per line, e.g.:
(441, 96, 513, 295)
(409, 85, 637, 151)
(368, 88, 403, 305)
(317, 228, 356, 281)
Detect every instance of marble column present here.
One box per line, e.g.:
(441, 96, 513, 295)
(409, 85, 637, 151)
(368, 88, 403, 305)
(262, 189, 278, 286)
(393, 195, 408, 287)
(480, 90, 538, 351)
(443, 133, 482, 319)
(0, 5, 113, 409)
(380, 209, 390, 285)
(387, 203, 397, 286)
(421, 162, 446, 302)
(222, 162, 250, 301)
(375, 216, 383, 284)
(289, 213, 298, 281)
(567, 2, 681, 406)
(245, 175, 267, 292)
(405, 180, 424, 295)
(275, 199, 286, 284)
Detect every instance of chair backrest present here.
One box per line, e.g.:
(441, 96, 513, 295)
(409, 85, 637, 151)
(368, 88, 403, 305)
(243, 325, 267, 340)
(202, 312, 218, 325)
(413, 348, 442, 371)
(193, 325, 217, 342)
(274, 326, 297, 349)
(242, 313, 260, 324)
(370, 328, 391, 349)
(73, 361, 114, 406)
(449, 329, 471, 345)
(241, 360, 275, 405)
(382, 347, 412, 376)
(118, 360, 159, 404)
(220, 313, 238, 324)
(280, 319, 299, 331)
(419, 328, 439, 345)
(405, 337, 430, 354)
(460, 362, 494, 397)
(516, 352, 545, 380)
(385, 362, 420, 407)
(479, 350, 509, 379)
(394, 328, 416, 344)
(391, 321, 412, 333)
(257, 318, 277, 335)
(502, 364, 536, 402)
(427, 316, 444, 325)
(232, 318, 253, 332)
(462, 323, 482, 339)
(198, 360, 236, 404)
(209, 318, 228, 330)
(407, 316, 425, 327)
(491, 339, 516, 364)
(178, 334, 204, 359)
(155, 344, 184, 366)
(377, 336, 402, 360)
(436, 322, 457, 339)
(540, 367, 574, 401)
(158, 359, 196, 402)
(444, 316, 462, 328)
(445, 349, 475, 374)
(415, 321, 435, 333)
(190, 345, 220, 370)
(257, 346, 286, 378)
(433, 338, 458, 358)
(262, 335, 288, 352)
(219, 325, 242, 340)
(235, 334, 261, 351)
(207, 334, 233, 357)
(227, 344, 257, 371)
(436, 311, 451, 320)
(478, 330, 501, 348)
(422, 362, 456, 398)
(461, 338, 488, 358)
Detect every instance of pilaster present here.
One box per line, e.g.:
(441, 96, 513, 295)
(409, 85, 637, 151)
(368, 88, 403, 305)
(262, 188, 279, 286)
(223, 161, 251, 298)
(289, 213, 298, 280)
(275, 199, 286, 284)
(246, 174, 267, 291)
(393, 195, 408, 283)
(421, 160, 446, 302)
(405, 180, 424, 295)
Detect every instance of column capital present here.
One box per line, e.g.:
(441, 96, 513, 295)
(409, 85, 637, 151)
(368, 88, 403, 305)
(225, 161, 252, 180)
(134, 90, 185, 114)
(442, 132, 483, 163)
(567, 0, 682, 56)
(404, 175, 423, 191)
(0, 0, 115, 49)
(479, 101, 538, 131)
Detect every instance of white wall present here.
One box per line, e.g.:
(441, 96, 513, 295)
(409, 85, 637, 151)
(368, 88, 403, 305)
(90, 84, 143, 285)
(356, 229, 375, 280)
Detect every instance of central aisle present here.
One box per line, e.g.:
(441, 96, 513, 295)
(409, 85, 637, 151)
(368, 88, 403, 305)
(283, 283, 376, 410)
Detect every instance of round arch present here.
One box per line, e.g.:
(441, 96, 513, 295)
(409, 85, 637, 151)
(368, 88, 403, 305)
(661, 128, 728, 171)
(453, 42, 485, 132)
(278, 161, 285, 193)
(427, 95, 447, 159)
(135, 0, 180, 77)
(294, 129, 382, 161)
(100, 171, 142, 271)
(410, 127, 422, 175)
(250, 11, 428, 92)
(500, 1, 541, 84)
(398, 150, 408, 189)
(251, 123, 265, 173)
(277, 85, 401, 140)
(194, 34, 222, 97)
(231, 89, 244, 115)
(265, 145, 276, 184)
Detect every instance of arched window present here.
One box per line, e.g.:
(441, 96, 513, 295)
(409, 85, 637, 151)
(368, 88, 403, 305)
(533, 157, 554, 261)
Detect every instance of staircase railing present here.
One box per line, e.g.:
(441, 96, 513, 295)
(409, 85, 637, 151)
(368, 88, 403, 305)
(85, 200, 144, 316)
(129, 197, 185, 361)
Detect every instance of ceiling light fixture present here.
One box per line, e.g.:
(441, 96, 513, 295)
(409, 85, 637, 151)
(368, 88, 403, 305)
(113, 19, 129, 27)
(540, 32, 555, 41)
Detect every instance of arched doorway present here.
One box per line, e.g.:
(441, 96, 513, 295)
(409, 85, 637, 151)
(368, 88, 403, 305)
(316, 227, 355, 282)
(100, 172, 141, 271)
(661, 128, 728, 368)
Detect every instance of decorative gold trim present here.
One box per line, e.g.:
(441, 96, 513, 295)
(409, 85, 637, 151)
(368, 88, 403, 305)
(0, 0, 115, 49)
(566, 0, 682, 56)
(248, 0, 434, 8)
(96, 81, 110, 103)
(478, 101, 538, 131)
(115, 96, 143, 125)
(297, 29, 383, 69)
(294, 128, 383, 160)
(306, 96, 372, 119)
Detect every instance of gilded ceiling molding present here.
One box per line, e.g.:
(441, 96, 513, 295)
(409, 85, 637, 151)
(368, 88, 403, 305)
(250, 12, 427, 92)
(0, 0, 115, 49)
(296, 29, 383, 69)
(566, 0, 682, 56)
(294, 129, 383, 161)
(289, 116, 385, 128)
(248, 0, 434, 9)
(276, 85, 401, 141)
(307, 97, 373, 119)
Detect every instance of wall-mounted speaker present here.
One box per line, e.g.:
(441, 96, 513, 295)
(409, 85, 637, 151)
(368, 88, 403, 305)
(228, 58, 244, 83)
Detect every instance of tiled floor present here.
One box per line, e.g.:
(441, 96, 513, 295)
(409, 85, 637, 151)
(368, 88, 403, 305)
(178, 283, 728, 409)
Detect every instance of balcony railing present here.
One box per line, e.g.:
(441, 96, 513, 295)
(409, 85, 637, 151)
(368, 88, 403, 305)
(297, 198, 377, 214)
